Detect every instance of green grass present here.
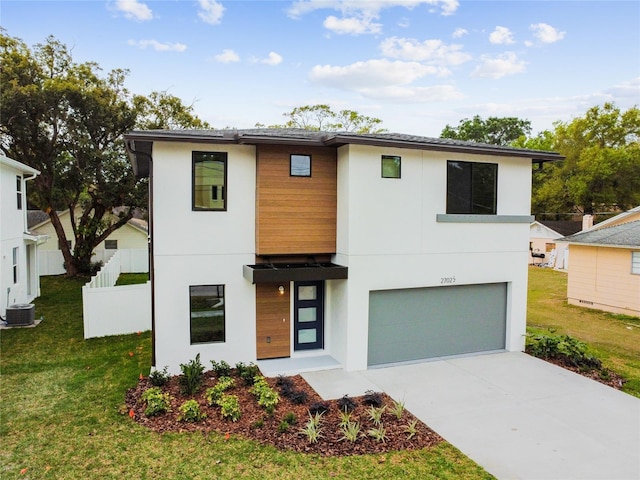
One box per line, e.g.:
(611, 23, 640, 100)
(0, 276, 493, 480)
(115, 273, 149, 286)
(527, 266, 640, 397)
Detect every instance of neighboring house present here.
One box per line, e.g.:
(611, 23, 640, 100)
(0, 155, 48, 319)
(560, 207, 640, 317)
(28, 208, 149, 275)
(124, 128, 562, 373)
(529, 220, 582, 268)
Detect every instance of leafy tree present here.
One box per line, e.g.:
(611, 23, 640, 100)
(133, 90, 211, 130)
(258, 104, 386, 134)
(532, 103, 640, 215)
(441, 115, 532, 146)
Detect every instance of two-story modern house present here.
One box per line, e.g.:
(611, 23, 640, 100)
(0, 155, 47, 322)
(124, 129, 561, 374)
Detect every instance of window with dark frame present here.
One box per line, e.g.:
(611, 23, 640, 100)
(290, 154, 311, 177)
(105, 240, 118, 250)
(189, 285, 225, 344)
(12, 247, 18, 284)
(16, 176, 22, 210)
(193, 152, 227, 211)
(446, 160, 498, 214)
(381, 155, 401, 178)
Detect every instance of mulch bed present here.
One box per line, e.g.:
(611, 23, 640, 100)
(125, 371, 442, 456)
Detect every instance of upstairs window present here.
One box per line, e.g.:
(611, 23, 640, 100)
(105, 240, 118, 250)
(447, 161, 498, 215)
(290, 154, 311, 177)
(16, 176, 22, 210)
(193, 152, 227, 211)
(381, 155, 401, 178)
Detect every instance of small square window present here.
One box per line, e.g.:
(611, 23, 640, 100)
(190, 285, 225, 344)
(290, 154, 311, 177)
(632, 252, 640, 275)
(105, 240, 118, 250)
(381, 155, 401, 178)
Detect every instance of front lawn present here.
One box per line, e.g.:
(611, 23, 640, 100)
(0, 276, 492, 479)
(527, 266, 640, 397)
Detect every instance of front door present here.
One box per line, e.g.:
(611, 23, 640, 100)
(294, 281, 324, 350)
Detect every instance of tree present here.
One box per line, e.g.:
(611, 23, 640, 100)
(1, 33, 209, 276)
(532, 103, 640, 215)
(440, 115, 532, 146)
(258, 104, 386, 134)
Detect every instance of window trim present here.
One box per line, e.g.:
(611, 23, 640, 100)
(189, 284, 226, 344)
(632, 251, 640, 275)
(105, 239, 118, 250)
(16, 176, 22, 210)
(192, 151, 228, 212)
(290, 154, 312, 177)
(381, 155, 401, 179)
(446, 160, 498, 215)
(12, 247, 18, 284)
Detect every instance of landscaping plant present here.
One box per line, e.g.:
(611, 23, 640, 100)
(141, 387, 172, 417)
(148, 366, 170, 387)
(178, 399, 206, 422)
(179, 353, 205, 395)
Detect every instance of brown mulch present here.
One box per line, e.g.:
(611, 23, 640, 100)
(527, 353, 627, 390)
(125, 371, 442, 456)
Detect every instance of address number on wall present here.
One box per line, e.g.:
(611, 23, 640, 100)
(440, 276, 456, 284)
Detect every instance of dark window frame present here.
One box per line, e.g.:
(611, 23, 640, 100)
(189, 284, 226, 344)
(290, 154, 312, 177)
(16, 176, 22, 210)
(192, 151, 228, 211)
(381, 155, 401, 179)
(12, 247, 18, 284)
(446, 160, 498, 215)
(105, 239, 118, 250)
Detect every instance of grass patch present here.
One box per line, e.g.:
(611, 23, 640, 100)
(0, 276, 493, 479)
(115, 273, 149, 286)
(527, 267, 640, 397)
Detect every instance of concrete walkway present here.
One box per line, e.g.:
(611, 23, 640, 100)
(302, 352, 640, 480)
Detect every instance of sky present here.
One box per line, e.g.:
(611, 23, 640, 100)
(2, 0, 639, 136)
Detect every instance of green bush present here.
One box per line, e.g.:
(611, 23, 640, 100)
(210, 359, 232, 377)
(250, 376, 280, 414)
(178, 399, 206, 422)
(205, 376, 236, 406)
(179, 353, 205, 395)
(148, 366, 170, 387)
(218, 394, 241, 422)
(236, 362, 261, 385)
(526, 331, 603, 370)
(141, 387, 172, 417)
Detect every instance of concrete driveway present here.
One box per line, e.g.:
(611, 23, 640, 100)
(302, 352, 640, 480)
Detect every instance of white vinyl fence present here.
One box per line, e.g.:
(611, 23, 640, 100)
(82, 250, 151, 339)
(40, 248, 148, 276)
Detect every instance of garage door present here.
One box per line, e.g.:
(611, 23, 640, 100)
(368, 283, 507, 366)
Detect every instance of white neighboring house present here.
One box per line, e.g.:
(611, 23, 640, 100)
(0, 155, 48, 320)
(124, 128, 562, 374)
(29, 208, 149, 275)
(529, 220, 582, 269)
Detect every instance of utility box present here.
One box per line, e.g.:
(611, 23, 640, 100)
(6, 304, 35, 325)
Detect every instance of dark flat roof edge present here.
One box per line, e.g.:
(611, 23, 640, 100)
(243, 263, 348, 284)
(123, 129, 563, 162)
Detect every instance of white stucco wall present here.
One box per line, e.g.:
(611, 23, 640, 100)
(151, 142, 257, 373)
(333, 144, 532, 371)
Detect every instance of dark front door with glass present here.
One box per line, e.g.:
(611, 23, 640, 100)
(293, 281, 324, 350)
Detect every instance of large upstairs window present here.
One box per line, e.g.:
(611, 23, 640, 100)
(447, 161, 498, 215)
(193, 152, 227, 211)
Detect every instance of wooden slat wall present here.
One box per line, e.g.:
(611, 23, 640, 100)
(256, 283, 291, 359)
(256, 145, 337, 255)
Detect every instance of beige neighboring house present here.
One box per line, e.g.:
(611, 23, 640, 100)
(28, 208, 149, 275)
(560, 207, 640, 317)
(529, 220, 581, 268)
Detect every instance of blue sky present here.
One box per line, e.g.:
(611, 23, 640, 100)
(2, 0, 639, 136)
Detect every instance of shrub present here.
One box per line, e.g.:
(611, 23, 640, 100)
(236, 362, 260, 385)
(527, 331, 603, 370)
(390, 399, 405, 419)
(250, 376, 280, 414)
(179, 353, 205, 395)
(337, 394, 357, 413)
(362, 390, 383, 407)
(277, 420, 291, 433)
(210, 359, 232, 377)
(405, 419, 418, 440)
(367, 425, 387, 443)
(288, 390, 308, 405)
(178, 399, 206, 422)
(141, 387, 172, 417)
(338, 409, 353, 428)
(277, 378, 308, 405)
(205, 376, 236, 406)
(218, 394, 241, 422)
(300, 411, 323, 443)
(148, 366, 170, 387)
(367, 405, 386, 426)
(308, 401, 330, 416)
(340, 421, 361, 442)
(282, 412, 297, 425)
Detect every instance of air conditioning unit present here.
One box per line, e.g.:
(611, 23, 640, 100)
(6, 304, 35, 326)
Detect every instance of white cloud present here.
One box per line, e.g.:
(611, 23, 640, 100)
(310, 59, 446, 90)
(452, 27, 468, 38)
(380, 37, 471, 66)
(127, 40, 187, 52)
(471, 52, 525, 79)
(198, 0, 224, 25)
(113, 0, 153, 21)
(323, 15, 382, 35)
(214, 49, 240, 63)
(256, 52, 283, 66)
(489, 26, 515, 45)
(530, 23, 566, 44)
(358, 84, 465, 102)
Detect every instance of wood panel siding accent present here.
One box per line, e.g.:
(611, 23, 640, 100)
(256, 283, 291, 359)
(256, 145, 337, 255)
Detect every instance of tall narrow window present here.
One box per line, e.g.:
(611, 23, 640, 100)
(193, 152, 227, 211)
(290, 154, 311, 177)
(12, 247, 19, 283)
(16, 176, 22, 210)
(632, 252, 640, 275)
(190, 285, 225, 344)
(381, 155, 401, 178)
(447, 161, 498, 214)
